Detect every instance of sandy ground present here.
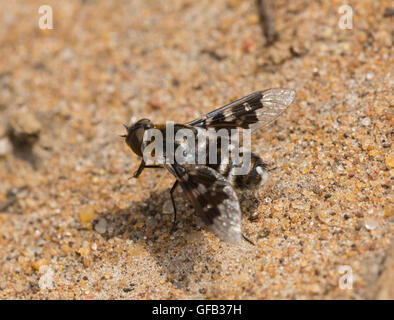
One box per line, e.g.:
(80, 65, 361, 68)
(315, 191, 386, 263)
(0, 0, 393, 299)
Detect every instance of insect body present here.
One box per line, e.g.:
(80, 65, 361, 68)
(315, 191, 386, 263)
(123, 88, 296, 243)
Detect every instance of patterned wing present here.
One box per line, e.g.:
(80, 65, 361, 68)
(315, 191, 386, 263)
(188, 88, 296, 132)
(165, 163, 242, 243)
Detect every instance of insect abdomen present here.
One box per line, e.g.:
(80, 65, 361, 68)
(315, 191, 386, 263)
(209, 152, 268, 189)
(233, 153, 268, 189)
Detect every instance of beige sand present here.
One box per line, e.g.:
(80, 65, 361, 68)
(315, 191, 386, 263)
(0, 0, 392, 299)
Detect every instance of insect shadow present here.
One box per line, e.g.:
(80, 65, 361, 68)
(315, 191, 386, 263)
(10, 139, 40, 168)
(95, 186, 259, 290)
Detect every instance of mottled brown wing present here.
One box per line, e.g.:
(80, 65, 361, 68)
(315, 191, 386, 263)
(188, 88, 296, 132)
(165, 163, 242, 243)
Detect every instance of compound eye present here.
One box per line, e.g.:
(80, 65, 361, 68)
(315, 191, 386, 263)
(128, 127, 145, 156)
(134, 127, 145, 142)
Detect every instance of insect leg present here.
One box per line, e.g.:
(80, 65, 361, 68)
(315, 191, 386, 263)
(132, 160, 163, 178)
(132, 160, 146, 178)
(169, 180, 179, 232)
(242, 233, 255, 246)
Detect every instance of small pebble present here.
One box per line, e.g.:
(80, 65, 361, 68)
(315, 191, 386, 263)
(38, 266, 54, 290)
(79, 205, 96, 223)
(385, 153, 394, 168)
(366, 72, 375, 80)
(95, 219, 107, 234)
(364, 217, 378, 231)
(8, 106, 41, 145)
(0, 137, 12, 156)
(313, 186, 322, 195)
(361, 117, 371, 126)
(32, 259, 47, 271)
(162, 200, 174, 214)
(148, 98, 164, 110)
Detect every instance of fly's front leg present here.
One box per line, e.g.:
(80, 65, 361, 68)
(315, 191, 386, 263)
(132, 160, 146, 178)
(131, 160, 163, 179)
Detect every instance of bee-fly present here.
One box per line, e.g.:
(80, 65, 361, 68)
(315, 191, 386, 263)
(123, 88, 296, 244)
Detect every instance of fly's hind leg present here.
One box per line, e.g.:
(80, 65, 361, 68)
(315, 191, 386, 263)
(169, 180, 179, 233)
(242, 233, 255, 246)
